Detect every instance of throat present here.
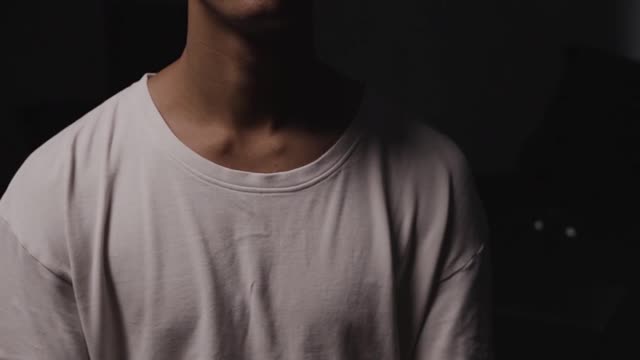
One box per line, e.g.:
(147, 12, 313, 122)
(147, 60, 365, 174)
(197, 128, 346, 173)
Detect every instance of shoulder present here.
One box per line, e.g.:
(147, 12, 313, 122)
(0, 84, 137, 278)
(406, 118, 470, 176)
(0, 84, 132, 212)
(360, 88, 471, 185)
(0, 80, 141, 212)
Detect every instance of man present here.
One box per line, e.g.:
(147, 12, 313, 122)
(0, 0, 492, 359)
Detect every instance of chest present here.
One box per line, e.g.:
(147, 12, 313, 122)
(94, 182, 399, 356)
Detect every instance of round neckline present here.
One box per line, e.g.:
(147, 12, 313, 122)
(136, 72, 369, 193)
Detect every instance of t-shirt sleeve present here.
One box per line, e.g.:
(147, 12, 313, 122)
(408, 137, 494, 360)
(0, 217, 89, 359)
(413, 244, 493, 360)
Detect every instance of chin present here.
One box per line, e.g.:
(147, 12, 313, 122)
(203, 0, 283, 19)
(199, 0, 311, 35)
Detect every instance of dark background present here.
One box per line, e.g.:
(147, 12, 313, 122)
(3, 0, 640, 358)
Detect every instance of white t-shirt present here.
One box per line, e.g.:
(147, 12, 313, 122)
(0, 73, 492, 360)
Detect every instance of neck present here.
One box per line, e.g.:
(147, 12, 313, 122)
(168, 0, 320, 132)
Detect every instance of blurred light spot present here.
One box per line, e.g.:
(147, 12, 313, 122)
(565, 226, 577, 238)
(533, 219, 544, 231)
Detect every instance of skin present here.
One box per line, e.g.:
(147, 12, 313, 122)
(147, 0, 365, 173)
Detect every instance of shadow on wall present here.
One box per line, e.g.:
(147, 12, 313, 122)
(333, 0, 640, 176)
(318, 0, 568, 175)
(478, 46, 640, 360)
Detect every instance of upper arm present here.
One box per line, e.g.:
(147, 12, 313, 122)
(0, 217, 89, 360)
(413, 243, 493, 360)
(406, 127, 494, 359)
